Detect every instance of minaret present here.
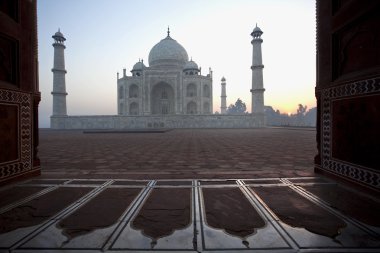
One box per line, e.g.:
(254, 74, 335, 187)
(51, 29, 67, 116)
(250, 24, 265, 114)
(220, 77, 227, 114)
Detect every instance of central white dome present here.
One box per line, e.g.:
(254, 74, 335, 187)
(148, 35, 188, 67)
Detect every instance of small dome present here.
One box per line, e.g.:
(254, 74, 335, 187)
(55, 31, 64, 37)
(132, 60, 146, 71)
(183, 60, 198, 70)
(52, 29, 66, 41)
(253, 26, 262, 33)
(221, 77, 226, 82)
(251, 24, 263, 38)
(148, 33, 188, 67)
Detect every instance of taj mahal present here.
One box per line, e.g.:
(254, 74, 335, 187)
(117, 28, 213, 116)
(50, 26, 265, 129)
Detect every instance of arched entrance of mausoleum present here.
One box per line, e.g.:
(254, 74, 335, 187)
(151, 82, 175, 115)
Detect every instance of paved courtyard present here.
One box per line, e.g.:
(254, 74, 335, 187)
(1, 128, 379, 252)
(38, 128, 316, 179)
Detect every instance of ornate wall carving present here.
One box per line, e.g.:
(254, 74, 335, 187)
(320, 77, 380, 189)
(0, 89, 33, 181)
(316, 1, 380, 191)
(0, 0, 40, 184)
(0, 103, 18, 163)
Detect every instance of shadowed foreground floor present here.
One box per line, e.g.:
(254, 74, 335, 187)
(1, 128, 379, 252)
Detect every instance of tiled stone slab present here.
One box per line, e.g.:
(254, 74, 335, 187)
(0, 187, 92, 234)
(199, 180, 237, 185)
(59, 188, 141, 239)
(201, 222, 290, 250)
(0, 178, 379, 252)
(201, 187, 265, 237)
(111, 180, 149, 186)
(252, 186, 346, 238)
(251, 185, 380, 249)
(281, 221, 380, 248)
(0, 187, 92, 248)
(0, 225, 40, 249)
(155, 180, 193, 186)
(22, 179, 69, 185)
(243, 179, 282, 184)
(66, 180, 107, 185)
(0, 186, 46, 208)
(302, 184, 380, 227)
(19, 223, 117, 249)
(287, 177, 331, 184)
(19, 188, 142, 249)
(132, 188, 192, 239)
(112, 222, 194, 250)
(199, 187, 290, 250)
(111, 187, 194, 250)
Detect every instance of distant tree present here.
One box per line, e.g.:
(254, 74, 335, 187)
(265, 104, 316, 127)
(227, 98, 247, 114)
(296, 104, 307, 116)
(264, 106, 275, 114)
(214, 111, 220, 115)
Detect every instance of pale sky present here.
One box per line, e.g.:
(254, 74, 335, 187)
(38, 0, 316, 127)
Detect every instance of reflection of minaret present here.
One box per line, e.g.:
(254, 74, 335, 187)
(51, 29, 67, 116)
(221, 77, 227, 114)
(250, 24, 265, 114)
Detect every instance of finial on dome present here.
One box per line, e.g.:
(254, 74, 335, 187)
(167, 26, 170, 37)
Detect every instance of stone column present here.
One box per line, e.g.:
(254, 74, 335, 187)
(51, 29, 68, 116)
(220, 77, 227, 114)
(250, 25, 265, 114)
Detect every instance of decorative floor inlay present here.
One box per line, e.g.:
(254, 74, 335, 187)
(252, 186, 347, 237)
(132, 188, 192, 239)
(0, 187, 92, 234)
(0, 187, 93, 249)
(0, 177, 379, 252)
(201, 187, 265, 238)
(58, 187, 141, 240)
(111, 185, 194, 250)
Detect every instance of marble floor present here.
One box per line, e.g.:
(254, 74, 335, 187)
(1, 129, 379, 252)
(1, 178, 379, 252)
